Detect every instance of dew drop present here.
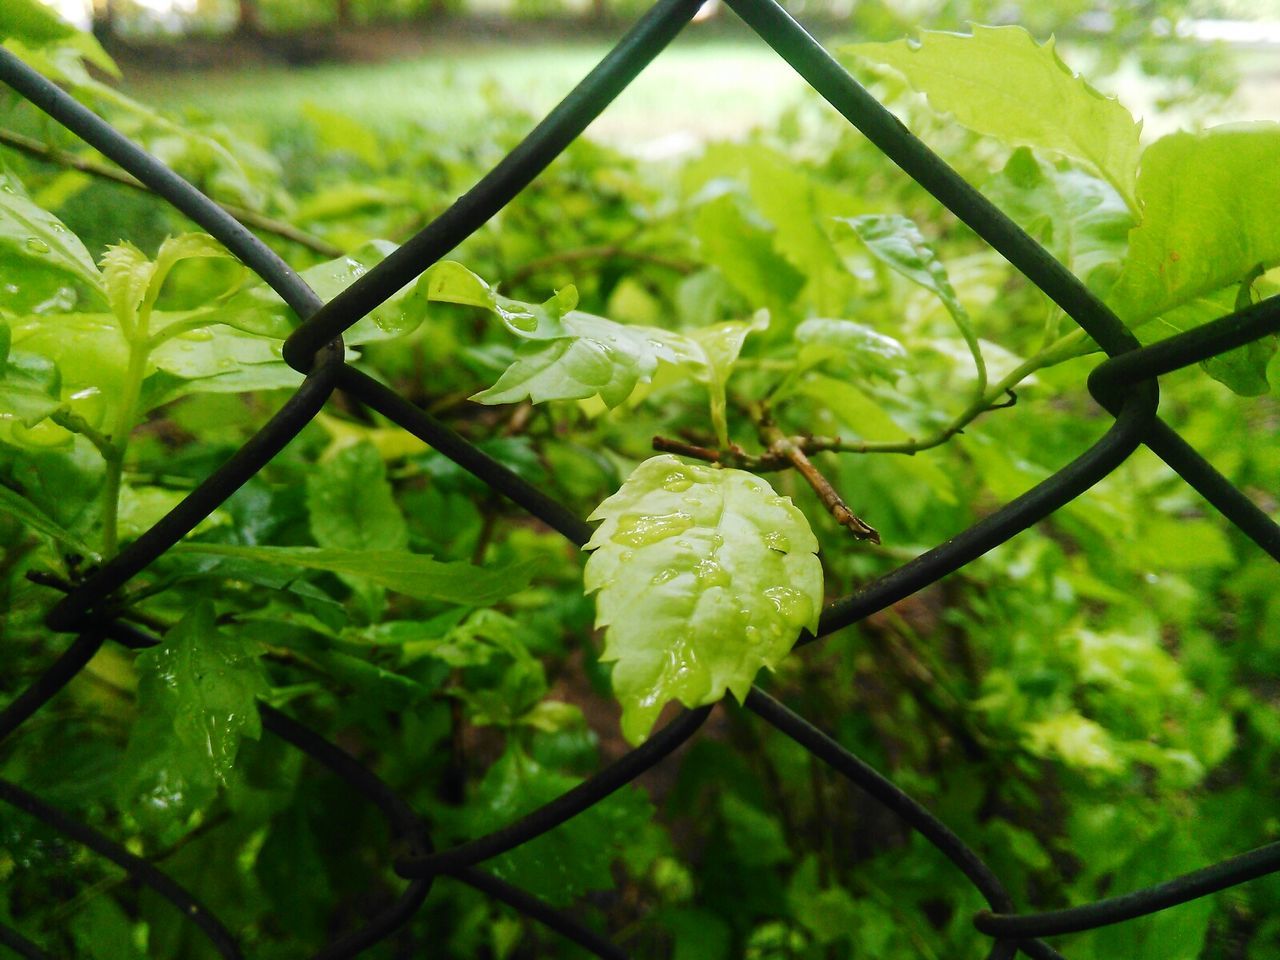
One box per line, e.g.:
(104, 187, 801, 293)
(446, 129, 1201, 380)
(695, 558, 729, 588)
(763, 586, 813, 625)
(504, 310, 539, 332)
(612, 512, 694, 547)
(25, 237, 50, 254)
(651, 568, 678, 586)
(662, 470, 693, 492)
(764, 531, 790, 553)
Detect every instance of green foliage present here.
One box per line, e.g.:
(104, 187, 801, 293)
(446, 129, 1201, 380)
(846, 24, 1143, 211)
(0, 10, 1277, 960)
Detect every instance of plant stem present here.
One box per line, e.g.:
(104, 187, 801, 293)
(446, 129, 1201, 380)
(101, 340, 148, 558)
(0, 127, 342, 258)
(754, 404, 880, 544)
(654, 326, 1096, 469)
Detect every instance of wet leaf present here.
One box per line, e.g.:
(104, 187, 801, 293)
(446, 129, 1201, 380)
(0, 169, 102, 293)
(469, 746, 652, 906)
(584, 455, 822, 744)
(846, 24, 1141, 210)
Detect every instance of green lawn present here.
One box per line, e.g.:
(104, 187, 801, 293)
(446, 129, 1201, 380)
(122, 28, 1280, 156)
(124, 36, 809, 152)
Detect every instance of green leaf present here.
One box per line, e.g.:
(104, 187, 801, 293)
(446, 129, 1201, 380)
(794, 317, 908, 383)
(1157, 287, 1277, 396)
(171, 542, 536, 607)
(743, 147, 861, 315)
(584, 455, 823, 744)
(0, 0, 76, 47)
(0, 168, 102, 292)
(689, 311, 768, 447)
(845, 24, 1141, 211)
(418, 260, 576, 340)
(137, 601, 267, 785)
(100, 242, 153, 334)
(209, 240, 420, 345)
(721, 793, 791, 867)
(0, 482, 95, 555)
(119, 602, 266, 837)
(70, 895, 145, 960)
(0, 1, 116, 77)
(306, 441, 408, 552)
(840, 214, 984, 388)
(694, 192, 805, 318)
(986, 147, 1133, 296)
(468, 746, 653, 906)
(472, 311, 701, 409)
(1110, 125, 1280, 324)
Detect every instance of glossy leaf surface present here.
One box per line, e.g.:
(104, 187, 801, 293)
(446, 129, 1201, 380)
(584, 455, 822, 744)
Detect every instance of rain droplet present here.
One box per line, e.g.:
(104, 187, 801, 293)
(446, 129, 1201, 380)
(651, 568, 678, 586)
(763, 586, 813, 625)
(504, 310, 538, 332)
(25, 237, 50, 254)
(764, 531, 790, 553)
(694, 558, 729, 588)
(662, 470, 693, 492)
(612, 511, 694, 547)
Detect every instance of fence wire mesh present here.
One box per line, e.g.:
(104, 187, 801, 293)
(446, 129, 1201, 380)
(2, 0, 1279, 957)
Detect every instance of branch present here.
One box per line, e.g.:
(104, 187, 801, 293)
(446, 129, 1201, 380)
(754, 406, 880, 544)
(0, 127, 343, 258)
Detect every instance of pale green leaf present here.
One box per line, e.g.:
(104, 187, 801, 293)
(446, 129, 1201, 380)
(172, 542, 536, 607)
(986, 147, 1133, 296)
(149, 325, 286, 380)
(1110, 125, 1280, 323)
(100, 242, 152, 332)
(0, 168, 102, 292)
(1024, 711, 1122, 773)
(794, 317, 908, 383)
(472, 312, 701, 409)
(584, 455, 823, 744)
(694, 192, 805, 317)
(743, 147, 862, 314)
(689, 311, 768, 446)
(840, 214, 985, 388)
(846, 24, 1141, 210)
(209, 240, 419, 345)
(418, 260, 576, 340)
(306, 441, 408, 552)
(0, 0, 77, 45)
(0, 0, 116, 76)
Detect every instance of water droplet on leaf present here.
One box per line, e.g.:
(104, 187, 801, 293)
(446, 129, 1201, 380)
(612, 511, 694, 547)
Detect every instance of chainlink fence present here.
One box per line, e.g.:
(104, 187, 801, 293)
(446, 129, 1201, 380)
(2, 0, 1279, 957)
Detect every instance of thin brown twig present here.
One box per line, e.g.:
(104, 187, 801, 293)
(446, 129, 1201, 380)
(0, 127, 343, 258)
(755, 410, 880, 544)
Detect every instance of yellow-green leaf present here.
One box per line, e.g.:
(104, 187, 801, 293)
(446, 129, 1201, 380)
(584, 455, 822, 744)
(846, 25, 1141, 212)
